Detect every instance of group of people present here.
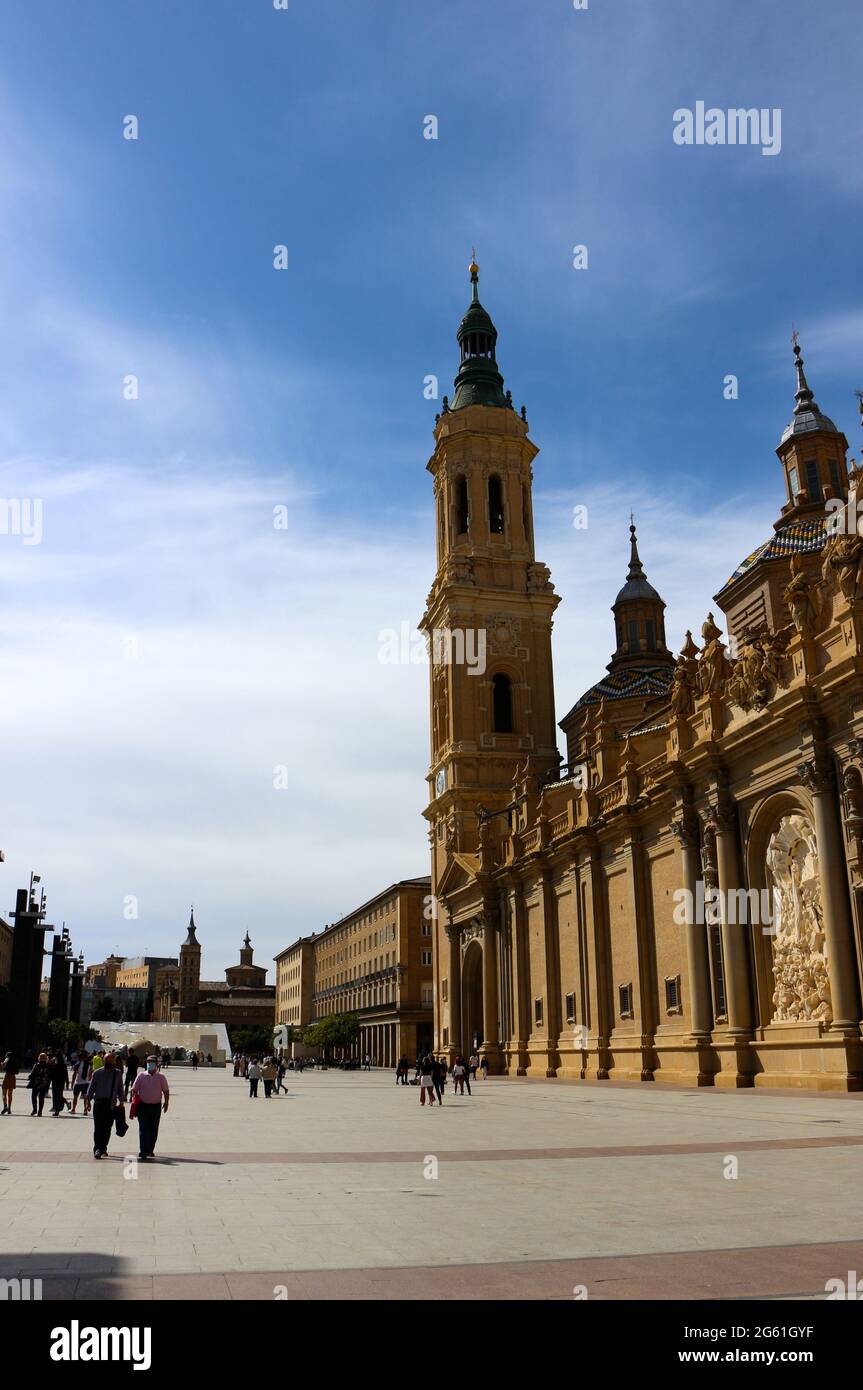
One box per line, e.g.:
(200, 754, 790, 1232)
(399, 1051, 488, 1105)
(234, 1054, 290, 1098)
(1, 1046, 170, 1160)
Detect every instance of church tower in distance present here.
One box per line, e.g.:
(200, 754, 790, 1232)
(177, 907, 202, 1018)
(420, 258, 560, 1061)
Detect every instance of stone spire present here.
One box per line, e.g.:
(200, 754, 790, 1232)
(792, 334, 817, 416)
(780, 332, 840, 444)
(184, 907, 199, 946)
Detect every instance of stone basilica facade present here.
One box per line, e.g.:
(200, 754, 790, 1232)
(421, 261, 863, 1090)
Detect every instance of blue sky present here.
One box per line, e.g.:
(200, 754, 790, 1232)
(0, 0, 860, 977)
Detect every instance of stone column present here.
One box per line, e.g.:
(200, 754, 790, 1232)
(671, 809, 712, 1039)
(800, 758, 862, 1031)
(508, 878, 530, 1072)
(481, 900, 500, 1064)
(708, 790, 753, 1035)
(540, 865, 561, 1075)
(445, 923, 462, 1055)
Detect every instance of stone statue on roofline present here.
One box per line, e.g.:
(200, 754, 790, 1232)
(783, 554, 820, 636)
(696, 613, 728, 696)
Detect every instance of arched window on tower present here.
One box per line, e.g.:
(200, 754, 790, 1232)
(456, 475, 469, 535)
(488, 475, 505, 534)
(492, 673, 513, 733)
(804, 459, 822, 501)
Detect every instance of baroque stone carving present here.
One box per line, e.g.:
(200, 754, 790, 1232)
(670, 655, 695, 716)
(527, 562, 554, 594)
(725, 625, 789, 712)
(766, 813, 832, 1025)
(671, 805, 700, 849)
(696, 613, 729, 695)
(700, 822, 718, 885)
(783, 554, 820, 636)
(821, 534, 863, 602)
(486, 615, 521, 655)
(445, 557, 476, 587)
(461, 918, 484, 945)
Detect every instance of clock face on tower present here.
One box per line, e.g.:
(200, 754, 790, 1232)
(435, 767, 447, 798)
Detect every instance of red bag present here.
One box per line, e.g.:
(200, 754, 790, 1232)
(129, 1094, 139, 1119)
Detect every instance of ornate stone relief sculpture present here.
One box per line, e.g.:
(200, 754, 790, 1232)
(821, 534, 863, 602)
(725, 625, 789, 712)
(486, 615, 522, 655)
(766, 813, 832, 1024)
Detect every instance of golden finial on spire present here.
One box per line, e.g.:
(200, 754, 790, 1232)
(469, 246, 479, 276)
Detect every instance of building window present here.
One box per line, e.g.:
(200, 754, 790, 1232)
(565, 992, 575, 1023)
(421, 919, 431, 936)
(492, 673, 513, 734)
(709, 925, 727, 1022)
(665, 975, 682, 1014)
(421, 949, 432, 966)
(456, 475, 469, 535)
(829, 457, 843, 495)
(522, 484, 531, 543)
(788, 465, 799, 501)
(442, 978, 448, 1002)
(645, 618, 655, 649)
(804, 458, 822, 501)
(442, 1027, 449, 1047)
(534, 997, 544, 1027)
(421, 984, 433, 1008)
(488, 475, 505, 534)
(628, 619, 639, 652)
(618, 983, 634, 1019)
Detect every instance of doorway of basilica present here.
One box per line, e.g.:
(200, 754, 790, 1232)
(462, 939, 484, 1052)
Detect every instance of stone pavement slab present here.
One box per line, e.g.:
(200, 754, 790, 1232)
(1, 1068, 861, 1297)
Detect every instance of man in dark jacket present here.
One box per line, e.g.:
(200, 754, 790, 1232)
(86, 1055, 125, 1158)
(48, 1052, 69, 1115)
(125, 1051, 141, 1100)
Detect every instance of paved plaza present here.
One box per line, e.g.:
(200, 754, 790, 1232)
(2, 1068, 863, 1299)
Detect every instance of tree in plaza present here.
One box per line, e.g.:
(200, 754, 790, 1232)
(302, 1013, 360, 1061)
(47, 1019, 100, 1052)
(229, 1025, 273, 1056)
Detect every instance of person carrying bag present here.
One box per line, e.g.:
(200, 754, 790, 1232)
(85, 1054, 124, 1159)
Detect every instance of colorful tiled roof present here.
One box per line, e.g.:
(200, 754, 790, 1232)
(723, 516, 828, 588)
(570, 662, 674, 714)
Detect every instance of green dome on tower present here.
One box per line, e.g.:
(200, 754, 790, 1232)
(450, 255, 510, 411)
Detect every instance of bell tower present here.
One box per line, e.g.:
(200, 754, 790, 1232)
(178, 907, 201, 1017)
(420, 256, 560, 878)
